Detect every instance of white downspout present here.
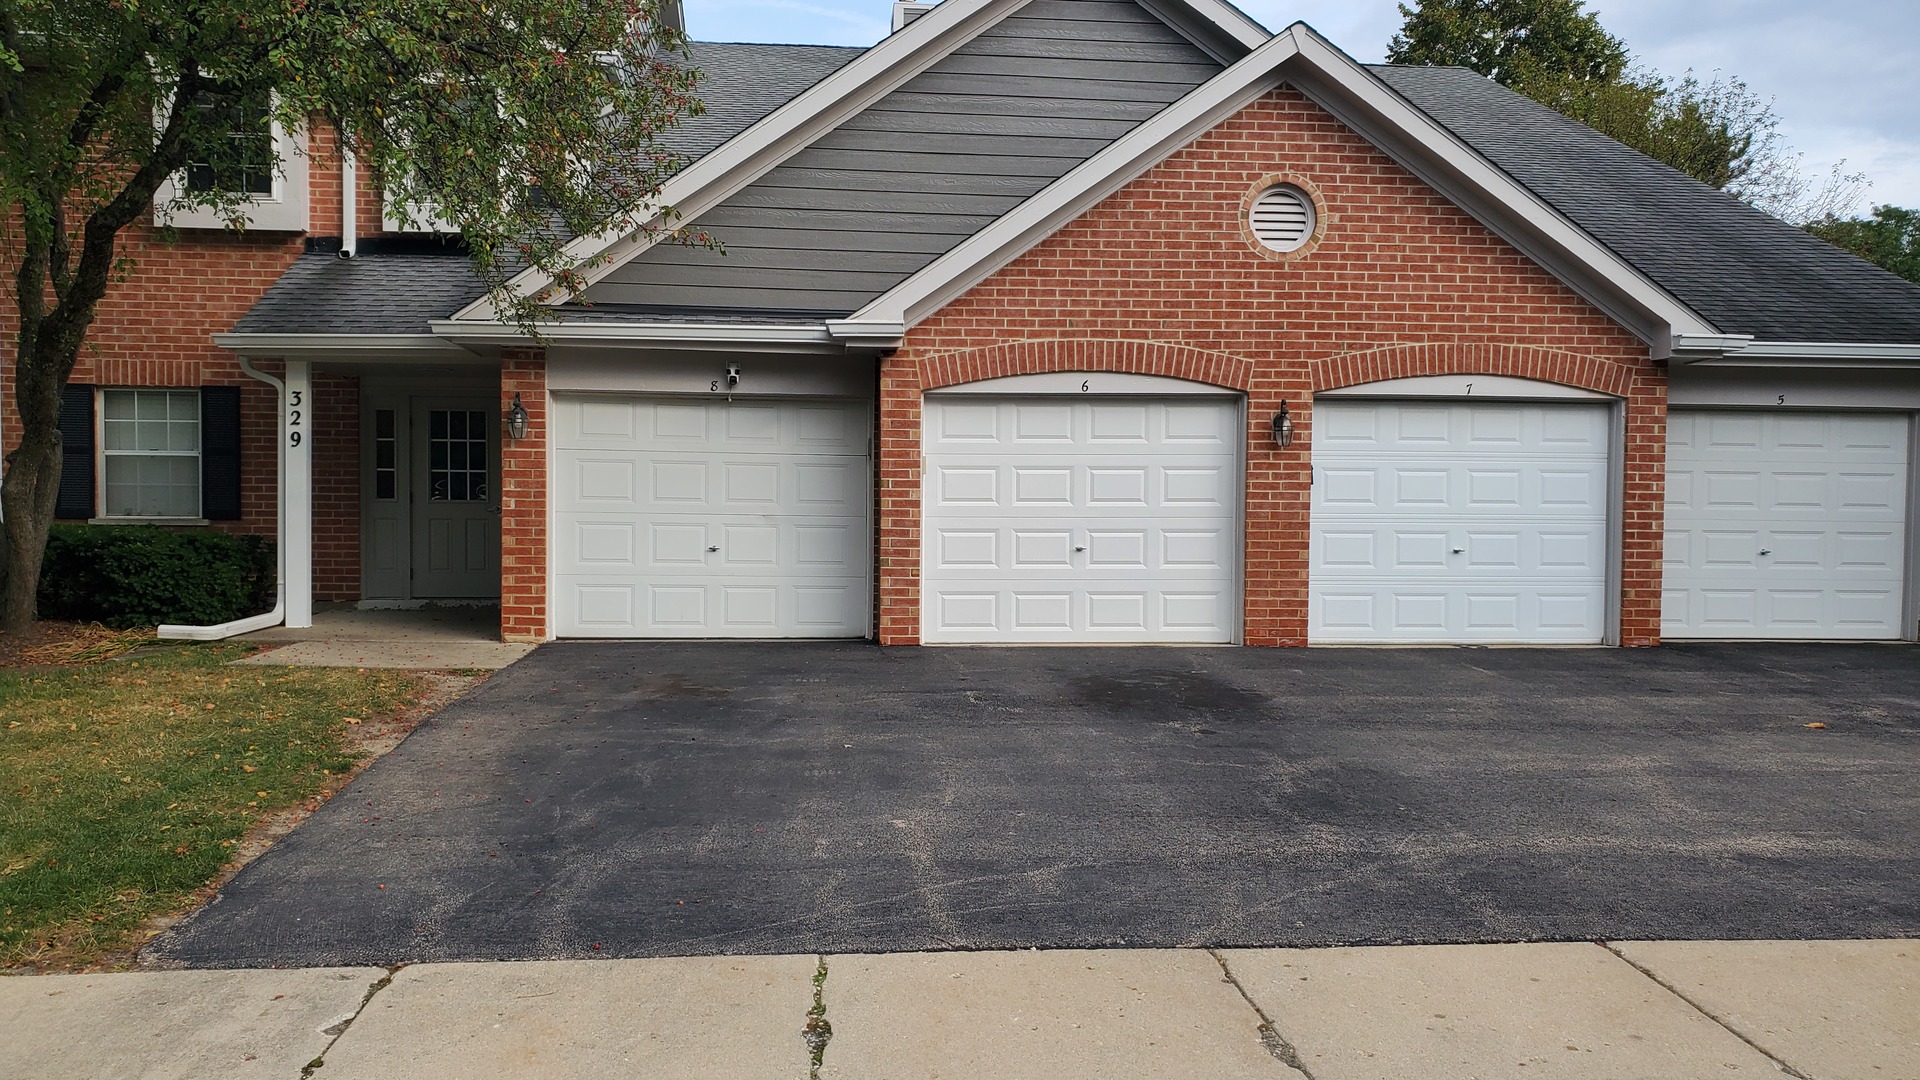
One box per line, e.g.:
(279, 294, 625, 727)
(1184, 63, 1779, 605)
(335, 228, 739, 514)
(157, 356, 289, 640)
(340, 147, 357, 258)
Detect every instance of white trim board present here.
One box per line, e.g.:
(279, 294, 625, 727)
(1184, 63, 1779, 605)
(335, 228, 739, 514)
(1318, 375, 1614, 401)
(930, 372, 1239, 396)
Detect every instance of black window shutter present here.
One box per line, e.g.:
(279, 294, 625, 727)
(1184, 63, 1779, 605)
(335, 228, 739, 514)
(55, 384, 95, 519)
(200, 386, 244, 520)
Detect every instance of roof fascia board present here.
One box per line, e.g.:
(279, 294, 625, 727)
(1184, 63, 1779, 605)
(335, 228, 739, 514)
(840, 33, 1303, 335)
(843, 24, 1719, 355)
(1135, 0, 1269, 63)
(213, 333, 482, 360)
(1275, 30, 1718, 354)
(1676, 339, 1920, 366)
(446, 0, 1032, 324)
(428, 318, 854, 354)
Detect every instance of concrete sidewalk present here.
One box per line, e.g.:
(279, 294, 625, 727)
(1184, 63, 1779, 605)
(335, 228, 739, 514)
(4, 941, 1914, 1079)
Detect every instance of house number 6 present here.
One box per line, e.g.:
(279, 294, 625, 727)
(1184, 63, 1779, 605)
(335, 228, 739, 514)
(288, 389, 304, 447)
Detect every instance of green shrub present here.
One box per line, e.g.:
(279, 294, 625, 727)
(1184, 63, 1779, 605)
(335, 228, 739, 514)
(38, 525, 277, 628)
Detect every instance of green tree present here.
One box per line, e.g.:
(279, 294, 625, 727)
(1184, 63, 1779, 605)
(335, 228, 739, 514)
(1387, 0, 1628, 87)
(1387, 0, 1863, 221)
(1806, 206, 1920, 283)
(0, 0, 704, 630)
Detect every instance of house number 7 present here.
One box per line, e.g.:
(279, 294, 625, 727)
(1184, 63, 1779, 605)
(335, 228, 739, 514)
(288, 389, 304, 447)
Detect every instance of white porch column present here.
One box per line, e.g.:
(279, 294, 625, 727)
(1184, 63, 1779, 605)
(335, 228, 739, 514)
(283, 359, 314, 628)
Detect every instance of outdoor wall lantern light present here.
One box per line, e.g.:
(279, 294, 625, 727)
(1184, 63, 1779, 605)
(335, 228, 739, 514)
(506, 393, 530, 441)
(1271, 401, 1295, 448)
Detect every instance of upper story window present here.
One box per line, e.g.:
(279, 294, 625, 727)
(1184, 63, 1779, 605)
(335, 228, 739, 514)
(154, 86, 308, 232)
(184, 85, 275, 197)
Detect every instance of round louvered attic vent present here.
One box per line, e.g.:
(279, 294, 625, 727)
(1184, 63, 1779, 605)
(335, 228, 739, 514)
(1249, 184, 1316, 252)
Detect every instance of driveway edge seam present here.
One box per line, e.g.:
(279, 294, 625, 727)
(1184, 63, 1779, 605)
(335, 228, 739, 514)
(1598, 942, 1811, 1080)
(1208, 949, 1318, 1079)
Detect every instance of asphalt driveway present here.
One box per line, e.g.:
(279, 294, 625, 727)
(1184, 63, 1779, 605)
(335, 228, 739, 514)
(149, 643, 1920, 967)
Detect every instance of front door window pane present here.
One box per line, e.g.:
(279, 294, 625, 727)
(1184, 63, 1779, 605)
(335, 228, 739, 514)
(428, 409, 487, 502)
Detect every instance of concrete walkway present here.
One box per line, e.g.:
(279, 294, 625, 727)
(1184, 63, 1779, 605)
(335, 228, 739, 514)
(234, 605, 533, 670)
(5, 941, 1914, 1079)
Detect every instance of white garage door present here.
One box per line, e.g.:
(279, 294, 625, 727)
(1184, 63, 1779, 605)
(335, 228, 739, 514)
(922, 395, 1240, 643)
(1310, 400, 1612, 643)
(552, 395, 870, 638)
(1664, 410, 1910, 639)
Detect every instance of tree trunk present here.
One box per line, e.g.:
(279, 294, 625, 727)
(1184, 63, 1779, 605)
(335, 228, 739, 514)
(0, 427, 63, 631)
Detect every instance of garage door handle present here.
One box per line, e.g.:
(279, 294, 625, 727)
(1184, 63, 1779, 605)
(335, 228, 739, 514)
(1451, 547, 1465, 554)
(1759, 548, 1772, 556)
(1074, 545, 1087, 552)
(707, 545, 720, 553)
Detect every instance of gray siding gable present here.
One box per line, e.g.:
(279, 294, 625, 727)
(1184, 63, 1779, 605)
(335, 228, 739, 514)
(585, 0, 1228, 316)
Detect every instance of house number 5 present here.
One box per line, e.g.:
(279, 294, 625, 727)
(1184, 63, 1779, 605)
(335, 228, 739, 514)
(288, 389, 304, 447)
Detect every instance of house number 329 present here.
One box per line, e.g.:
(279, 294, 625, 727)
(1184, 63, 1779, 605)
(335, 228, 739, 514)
(288, 389, 304, 447)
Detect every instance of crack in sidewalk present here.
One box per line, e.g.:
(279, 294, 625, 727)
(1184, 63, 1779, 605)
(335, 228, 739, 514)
(299, 964, 404, 1078)
(802, 955, 832, 1080)
(1598, 942, 1811, 1080)
(1208, 949, 1317, 1079)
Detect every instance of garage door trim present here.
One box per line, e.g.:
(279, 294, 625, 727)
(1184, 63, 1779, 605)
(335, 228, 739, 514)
(921, 378, 1245, 645)
(1309, 390, 1625, 646)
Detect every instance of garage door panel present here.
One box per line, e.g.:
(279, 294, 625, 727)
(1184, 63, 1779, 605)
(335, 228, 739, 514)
(923, 396, 1240, 644)
(1310, 400, 1612, 643)
(1664, 409, 1908, 639)
(1311, 584, 1606, 642)
(553, 395, 870, 639)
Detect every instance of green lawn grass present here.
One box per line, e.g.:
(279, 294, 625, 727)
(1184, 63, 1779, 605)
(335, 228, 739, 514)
(0, 644, 420, 969)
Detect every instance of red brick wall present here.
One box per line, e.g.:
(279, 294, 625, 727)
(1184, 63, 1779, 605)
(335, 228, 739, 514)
(312, 374, 361, 601)
(877, 87, 1664, 647)
(500, 354, 548, 642)
(1, 120, 394, 589)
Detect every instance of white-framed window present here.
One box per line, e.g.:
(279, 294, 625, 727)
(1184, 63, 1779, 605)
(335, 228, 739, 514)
(100, 389, 202, 519)
(154, 88, 309, 232)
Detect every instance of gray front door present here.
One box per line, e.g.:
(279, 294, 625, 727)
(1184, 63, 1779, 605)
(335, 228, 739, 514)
(410, 400, 500, 598)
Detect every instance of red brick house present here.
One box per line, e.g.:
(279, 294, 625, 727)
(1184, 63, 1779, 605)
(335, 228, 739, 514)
(14, 0, 1920, 647)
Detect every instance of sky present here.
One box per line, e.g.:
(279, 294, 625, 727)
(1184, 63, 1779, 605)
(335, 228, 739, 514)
(679, 0, 1920, 216)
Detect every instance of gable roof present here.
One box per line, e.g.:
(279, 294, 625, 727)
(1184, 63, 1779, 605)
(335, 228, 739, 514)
(445, 0, 1266, 321)
(576, 0, 1231, 316)
(227, 4, 1920, 359)
(1372, 65, 1920, 346)
(831, 21, 1722, 354)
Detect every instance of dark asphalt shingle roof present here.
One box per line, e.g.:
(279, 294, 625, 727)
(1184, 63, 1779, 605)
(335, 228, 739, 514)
(234, 41, 864, 336)
(234, 254, 485, 335)
(1371, 64, 1920, 344)
(236, 46, 1920, 345)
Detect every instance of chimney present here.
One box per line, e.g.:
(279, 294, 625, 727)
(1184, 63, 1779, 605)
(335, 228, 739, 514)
(892, 1, 937, 32)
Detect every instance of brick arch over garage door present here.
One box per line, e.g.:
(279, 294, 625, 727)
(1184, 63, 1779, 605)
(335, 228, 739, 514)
(878, 339, 1258, 646)
(917, 339, 1256, 391)
(1308, 342, 1667, 647)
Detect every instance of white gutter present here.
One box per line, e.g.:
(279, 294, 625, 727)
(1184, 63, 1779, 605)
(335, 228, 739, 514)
(158, 356, 287, 640)
(427, 318, 852, 352)
(340, 148, 357, 259)
(212, 332, 479, 360)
